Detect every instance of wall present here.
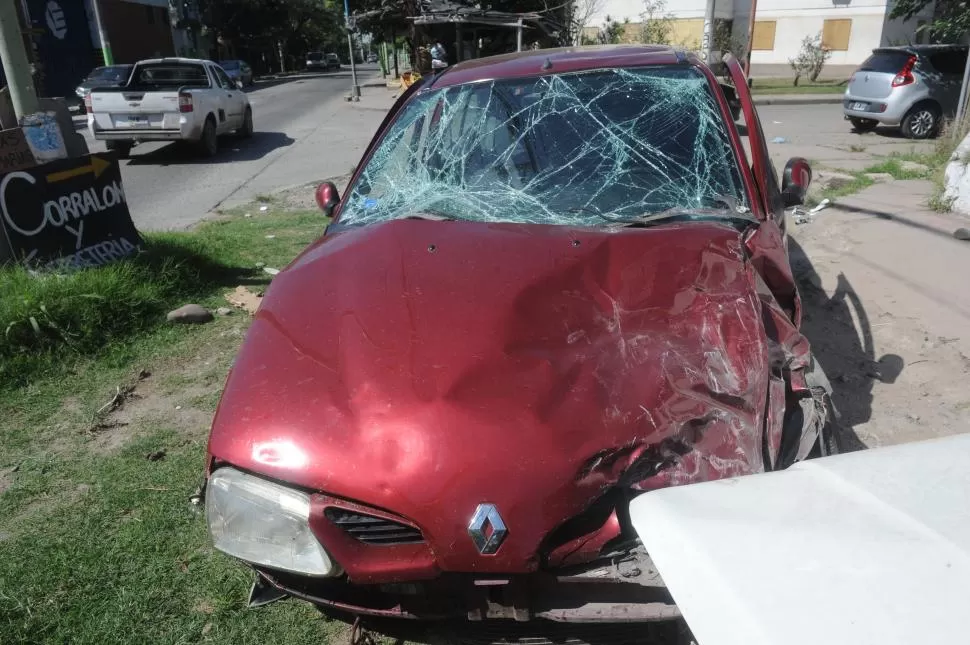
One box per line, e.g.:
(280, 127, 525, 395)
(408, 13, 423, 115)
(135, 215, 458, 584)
(591, 0, 734, 25)
(595, 0, 932, 67)
(97, 0, 175, 64)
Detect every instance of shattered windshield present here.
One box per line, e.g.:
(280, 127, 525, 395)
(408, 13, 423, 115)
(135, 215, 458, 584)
(338, 66, 747, 228)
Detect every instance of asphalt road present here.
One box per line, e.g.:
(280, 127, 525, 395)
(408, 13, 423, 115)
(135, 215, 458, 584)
(79, 66, 388, 231)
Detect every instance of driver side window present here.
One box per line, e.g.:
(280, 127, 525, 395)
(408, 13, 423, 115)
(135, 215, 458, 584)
(213, 67, 235, 90)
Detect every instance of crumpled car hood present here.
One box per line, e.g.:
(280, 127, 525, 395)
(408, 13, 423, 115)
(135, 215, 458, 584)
(208, 219, 772, 573)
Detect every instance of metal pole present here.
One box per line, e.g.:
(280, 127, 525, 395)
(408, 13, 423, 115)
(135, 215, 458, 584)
(343, 0, 360, 100)
(743, 0, 759, 77)
(89, 0, 114, 65)
(516, 18, 523, 52)
(0, 0, 39, 119)
(702, 0, 716, 63)
(956, 44, 970, 126)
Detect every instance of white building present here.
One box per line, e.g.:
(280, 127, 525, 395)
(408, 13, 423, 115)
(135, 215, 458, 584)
(588, 0, 934, 73)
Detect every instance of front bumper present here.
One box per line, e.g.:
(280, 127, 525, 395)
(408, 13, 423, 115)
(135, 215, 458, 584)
(253, 548, 679, 623)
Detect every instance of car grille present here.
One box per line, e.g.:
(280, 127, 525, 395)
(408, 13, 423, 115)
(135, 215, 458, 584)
(324, 508, 425, 546)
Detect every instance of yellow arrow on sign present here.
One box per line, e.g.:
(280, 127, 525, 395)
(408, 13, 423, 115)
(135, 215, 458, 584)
(46, 155, 111, 183)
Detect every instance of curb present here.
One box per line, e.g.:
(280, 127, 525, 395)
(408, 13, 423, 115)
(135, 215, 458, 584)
(752, 95, 843, 106)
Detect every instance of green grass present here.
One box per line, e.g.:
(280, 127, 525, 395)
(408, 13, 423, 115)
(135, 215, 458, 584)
(0, 209, 325, 390)
(750, 77, 847, 95)
(0, 206, 364, 644)
(808, 133, 966, 208)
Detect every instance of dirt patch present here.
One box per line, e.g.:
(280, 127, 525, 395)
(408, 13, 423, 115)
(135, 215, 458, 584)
(80, 333, 238, 455)
(790, 218, 970, 449)
(0, 466, 17, 495)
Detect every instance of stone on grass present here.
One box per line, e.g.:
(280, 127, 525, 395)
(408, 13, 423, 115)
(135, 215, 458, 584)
(864, 172, 894, 182)
(166, 304, 214, 324)
(900, 161, 929, 174)
(216, 307, 233, 316)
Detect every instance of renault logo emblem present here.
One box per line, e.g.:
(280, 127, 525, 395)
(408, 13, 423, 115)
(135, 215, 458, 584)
(468, 503, 508, 555)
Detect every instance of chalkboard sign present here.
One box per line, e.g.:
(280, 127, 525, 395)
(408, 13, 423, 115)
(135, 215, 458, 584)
(0, 128, 36, 174)
(0, 153, 142, 270)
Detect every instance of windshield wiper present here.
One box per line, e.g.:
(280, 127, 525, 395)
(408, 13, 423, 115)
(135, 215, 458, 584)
(400, 210, 467, 222)
(597, 196, 755, 228)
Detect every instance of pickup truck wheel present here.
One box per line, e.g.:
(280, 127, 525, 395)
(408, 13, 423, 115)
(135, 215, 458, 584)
(239, 108, 254, 138)
(198, 118, 218, 157)
(106, 140, 132, 159)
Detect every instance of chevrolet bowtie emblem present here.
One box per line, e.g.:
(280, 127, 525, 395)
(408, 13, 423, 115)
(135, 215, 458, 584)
(468, 503, 508, 555)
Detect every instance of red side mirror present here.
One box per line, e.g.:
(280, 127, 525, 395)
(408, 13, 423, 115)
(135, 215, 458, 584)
(314, 182, 340, 218)
(783, 157, 812, 192)
(781, 157, 812, 208)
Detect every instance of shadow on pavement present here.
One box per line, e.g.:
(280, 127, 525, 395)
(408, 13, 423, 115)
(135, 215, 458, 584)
(788, 237, 903, 451)
(125, 131, 294, 166)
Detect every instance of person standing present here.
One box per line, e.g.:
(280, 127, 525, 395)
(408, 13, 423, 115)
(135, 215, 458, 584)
(430, 41, 448, 70)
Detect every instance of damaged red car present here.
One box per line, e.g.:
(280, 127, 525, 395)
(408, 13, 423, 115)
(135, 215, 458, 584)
(202, 45, 837, 641)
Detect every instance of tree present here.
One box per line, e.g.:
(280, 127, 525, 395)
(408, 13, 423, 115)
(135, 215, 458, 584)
(596, 15, 627, 45)
(640, 0, 673, 45)
(788, 33, 831, 86)
(568, 0, 605, 46)
(889, 0, 969, 44)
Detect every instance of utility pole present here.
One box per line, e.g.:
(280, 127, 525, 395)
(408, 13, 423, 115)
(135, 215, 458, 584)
(701, 0, 716, 64)
(344, 0, 360, 101)
(743, 0, 759, 77)
(0, 0, 39, 119)
(89, 0, 114, 65)
(957, 44, 970, 125)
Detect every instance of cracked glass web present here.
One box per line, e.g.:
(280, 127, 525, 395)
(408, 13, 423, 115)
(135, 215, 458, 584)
(338, 66, 748, 228)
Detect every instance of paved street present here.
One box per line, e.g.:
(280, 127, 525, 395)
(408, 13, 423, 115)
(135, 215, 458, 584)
(79, 66, 393, 230)
(755, 102, 937, 172)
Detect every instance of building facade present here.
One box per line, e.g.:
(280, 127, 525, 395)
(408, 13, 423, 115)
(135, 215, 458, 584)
(0, 0, 177, 100)
(590, 0, 934, 73)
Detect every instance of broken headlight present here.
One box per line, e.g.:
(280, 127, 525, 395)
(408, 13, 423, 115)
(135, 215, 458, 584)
(206, 467, 339, 577)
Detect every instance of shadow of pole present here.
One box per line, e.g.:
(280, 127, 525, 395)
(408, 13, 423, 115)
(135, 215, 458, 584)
(789, 238, 904, 451)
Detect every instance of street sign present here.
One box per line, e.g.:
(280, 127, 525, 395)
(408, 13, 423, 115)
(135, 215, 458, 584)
(0, 153, 142, 269)
(0, 129, 37, 174)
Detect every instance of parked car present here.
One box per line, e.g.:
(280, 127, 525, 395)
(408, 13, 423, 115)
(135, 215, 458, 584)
(219, 59, 254, 87)
(843, 44, 969, 139)
(87, 57, 253, 159)
(367, 52, 378, 63)
(306, 51, 327, 70)
(202, 45, 828, 641)
(326, 53, 341, 70)
(74, 64, 133, 113)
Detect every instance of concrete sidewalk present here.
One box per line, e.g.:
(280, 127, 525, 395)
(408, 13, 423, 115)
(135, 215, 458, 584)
(753, 93, 842, 106)
(790, 179, 970, 450)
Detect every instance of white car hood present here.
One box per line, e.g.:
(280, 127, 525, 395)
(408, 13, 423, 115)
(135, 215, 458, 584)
(629, 433, 970, 645)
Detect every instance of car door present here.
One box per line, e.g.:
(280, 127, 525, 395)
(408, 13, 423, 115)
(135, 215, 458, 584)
(210, 64, 245, 131)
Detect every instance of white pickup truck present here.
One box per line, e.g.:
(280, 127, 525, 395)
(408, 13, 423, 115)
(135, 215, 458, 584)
(86, 57, 254, 159)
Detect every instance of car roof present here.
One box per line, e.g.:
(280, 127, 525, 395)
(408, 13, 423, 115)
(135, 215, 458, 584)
(135, 57, 215, 65)
(430, 45, 697, 89)
(873, 44, 968, 56)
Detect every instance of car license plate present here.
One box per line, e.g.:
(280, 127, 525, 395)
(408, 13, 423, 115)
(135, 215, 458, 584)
(128, 115, 148, 125)
(851, 102, 868, 111)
